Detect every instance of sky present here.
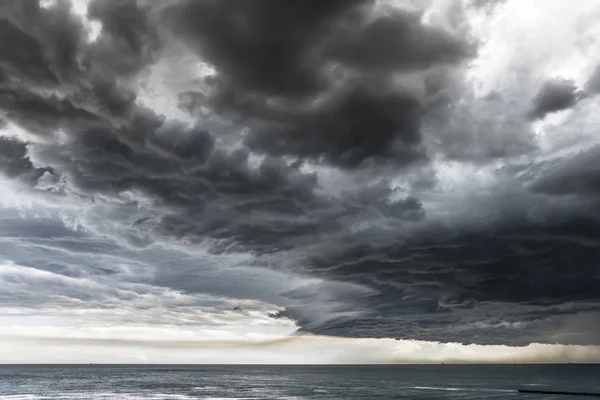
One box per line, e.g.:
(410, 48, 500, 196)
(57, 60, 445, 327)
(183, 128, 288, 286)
(1, 0, 600, 364)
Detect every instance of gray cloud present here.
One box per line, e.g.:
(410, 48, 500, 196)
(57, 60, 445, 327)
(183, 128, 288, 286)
(86, 0, 159, 73)
(427, 90, 538, 162)
(243, 84, 428, 169)
(165, 0, 472, 168)
(0, 0, 599, 348)
(0, 208, 304, 329)
(528, 78, 580, 120)
(584, 64, 600, 95)
(163, 0, 363, 95)
(531, 145, 600, 197)
(0, 137, 46, 181)
(470, 0, 508, 10)
(0, 0, 90, 86)
(164, 0, 470, 90)
(290, 209, 600, 344)
(326, 8, 471, 73)
(547, 312, 600, 346)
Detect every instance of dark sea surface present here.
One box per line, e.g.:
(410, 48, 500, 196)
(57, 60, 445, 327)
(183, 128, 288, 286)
(0, 364, 599, 399)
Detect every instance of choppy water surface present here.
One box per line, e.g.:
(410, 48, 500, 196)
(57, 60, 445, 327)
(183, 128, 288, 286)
(0, 364, 598, 399)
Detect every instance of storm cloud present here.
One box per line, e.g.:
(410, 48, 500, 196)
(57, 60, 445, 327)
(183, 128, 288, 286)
(164, 0, 472, 168)
(1, 0, 600, 349)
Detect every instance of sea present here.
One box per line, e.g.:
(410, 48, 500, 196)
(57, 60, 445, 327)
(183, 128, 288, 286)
(0, 364, 598, 399)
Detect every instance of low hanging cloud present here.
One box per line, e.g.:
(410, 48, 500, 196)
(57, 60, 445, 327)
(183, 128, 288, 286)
(0, 0, 600, 350)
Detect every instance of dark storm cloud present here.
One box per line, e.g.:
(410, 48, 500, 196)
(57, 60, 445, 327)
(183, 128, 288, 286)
(163, 0, 366, 95)
(0, 15, 56, 84)
(164, 0, 472, 168)
(0, 0, 442, 254)
(29, 115, 330, 253)
(86, 0, 160, 76)
(0, 1, 315, 254)
(326, 8, 470, 73)
(187, 77, 430, 168)
(0, 137, 47, 181)
(165, 0, 470, 92)
(531, 145, 600, 197)
(0, 0, 157, 86)
(1, 0, 599, 348)
(528, 78, 580, 120)
(281, 209, 600, 345)
(243, 85, 427, 168)
(0, 0, 89, 86)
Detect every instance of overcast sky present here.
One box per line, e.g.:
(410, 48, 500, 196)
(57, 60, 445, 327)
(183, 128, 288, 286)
(1, 0, 600, 364)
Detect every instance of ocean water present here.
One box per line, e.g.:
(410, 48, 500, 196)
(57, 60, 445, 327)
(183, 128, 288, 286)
(0, 364, 598, 399)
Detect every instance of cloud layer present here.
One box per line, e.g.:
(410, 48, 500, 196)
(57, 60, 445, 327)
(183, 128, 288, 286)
(1, 0, 600, 348)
